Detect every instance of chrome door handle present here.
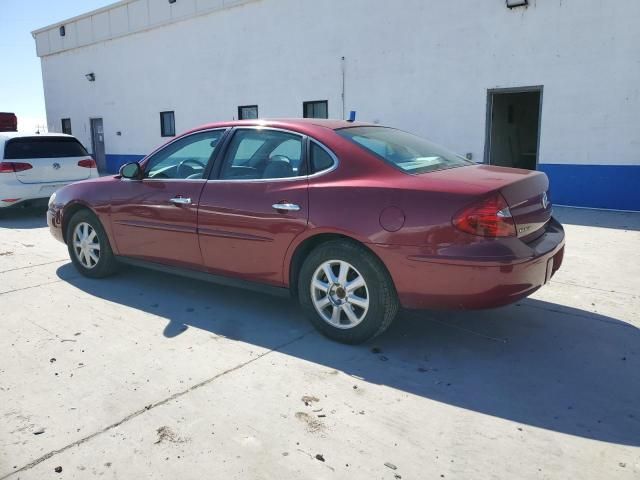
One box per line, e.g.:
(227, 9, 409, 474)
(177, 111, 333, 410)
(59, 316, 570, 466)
(272, 203, 301, 212)
(169, 197, 191, 205)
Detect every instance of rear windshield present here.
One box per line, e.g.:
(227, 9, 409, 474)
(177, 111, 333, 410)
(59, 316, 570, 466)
(4, 136, 89, 160)
(337, 127, 472, 174)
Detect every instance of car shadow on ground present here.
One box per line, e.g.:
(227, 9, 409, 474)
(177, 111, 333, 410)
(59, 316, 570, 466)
(56, 262, 639, 447)
(554, 206, 640, 231)
(0, 207, 47, 229)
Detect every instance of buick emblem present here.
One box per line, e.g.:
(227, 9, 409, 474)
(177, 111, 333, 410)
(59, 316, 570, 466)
(52, 162, 61, 170)
(541, 192, 549, 210)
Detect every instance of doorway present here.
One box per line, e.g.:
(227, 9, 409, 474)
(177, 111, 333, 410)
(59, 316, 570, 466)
(485, 87, 542, 170)
(90, 118, 106, 173)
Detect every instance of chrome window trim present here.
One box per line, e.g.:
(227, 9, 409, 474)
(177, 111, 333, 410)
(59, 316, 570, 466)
(206, 126, 339, 183)
(140, 127, 228, 182)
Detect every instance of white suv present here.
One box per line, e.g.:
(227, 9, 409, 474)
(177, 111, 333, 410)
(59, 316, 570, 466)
(0, 132, 98, 210)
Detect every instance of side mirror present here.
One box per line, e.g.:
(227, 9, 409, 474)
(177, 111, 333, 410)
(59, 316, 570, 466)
(120, 162, 141, 180)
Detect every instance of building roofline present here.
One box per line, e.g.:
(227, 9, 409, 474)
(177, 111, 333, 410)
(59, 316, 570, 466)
(31, 0, 259, 57)
(31, 0, 132, 37)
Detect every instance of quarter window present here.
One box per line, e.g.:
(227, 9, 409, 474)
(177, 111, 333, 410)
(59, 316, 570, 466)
(145, 130, 224, 180)
(303, 101, 328, 119)
(220, 129, 304, 180)
(160, 111, 176, 137)
(310, 142, 335, 173)
(61, 118, 72, 135)
(238, 105, 259, 120)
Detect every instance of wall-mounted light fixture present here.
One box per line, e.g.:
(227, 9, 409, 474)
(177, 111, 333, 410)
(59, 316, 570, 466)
(168, 0, 177, 3)
(59, 26, 66, 37)
(85, 73, 96, 82)
(506, 0, 528, 8)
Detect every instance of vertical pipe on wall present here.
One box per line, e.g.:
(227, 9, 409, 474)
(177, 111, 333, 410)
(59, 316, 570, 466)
(341, 56, 346, 120)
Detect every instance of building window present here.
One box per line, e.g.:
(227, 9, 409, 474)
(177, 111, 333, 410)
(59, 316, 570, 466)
(160, 111, 176, 137)
(238, 105, 259, 120)
(303, 101, 328, 119)
(61, 118, 72, 135)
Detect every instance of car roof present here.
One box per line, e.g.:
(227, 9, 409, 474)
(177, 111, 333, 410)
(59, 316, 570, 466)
(0, 132, 76, 140)
(188, 118, 378, 135)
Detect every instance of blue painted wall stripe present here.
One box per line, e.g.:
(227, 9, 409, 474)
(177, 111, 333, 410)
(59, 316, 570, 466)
(104, 154, 639, 211)
(539, 164, 640, 211)
(105, 154, 145, 174)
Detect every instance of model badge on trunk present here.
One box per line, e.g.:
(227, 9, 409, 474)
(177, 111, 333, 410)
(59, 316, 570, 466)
(53, 163, 61, 170)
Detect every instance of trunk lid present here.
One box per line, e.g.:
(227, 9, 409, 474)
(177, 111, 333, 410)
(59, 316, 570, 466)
(15, 156, 92, 184)
(424, 164, 552, 239)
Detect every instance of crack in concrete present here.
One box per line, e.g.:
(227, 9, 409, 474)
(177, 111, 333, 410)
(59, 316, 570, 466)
(0, 259, 67, 275)
(520, 302, 636, 328)
(549, 279, 638, 298)
(1, 330, 312, 479)
(0, 279, 66, 297)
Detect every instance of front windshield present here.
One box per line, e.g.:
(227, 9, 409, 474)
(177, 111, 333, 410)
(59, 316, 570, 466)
(337, 126, 472, 175)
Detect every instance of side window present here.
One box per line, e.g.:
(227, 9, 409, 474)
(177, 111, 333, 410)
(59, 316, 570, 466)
(160, 111, 176, 137)
(310, 142, 335, 173)
(303, 101, 328, 119)
(61, 118, 72, 135)
(145, 130, 224, 180)
(220, 129, 303, 180)
(270, 139, 304, 175)
(238, 105, 259, 120)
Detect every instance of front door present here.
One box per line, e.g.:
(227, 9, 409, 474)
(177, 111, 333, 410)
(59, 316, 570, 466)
(110, 129, 226, 269)
(198, 127, 309, 286)
(90, 118, 106, 173)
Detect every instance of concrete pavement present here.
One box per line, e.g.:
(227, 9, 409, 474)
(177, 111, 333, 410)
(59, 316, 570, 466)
(0, 206, 638, 479)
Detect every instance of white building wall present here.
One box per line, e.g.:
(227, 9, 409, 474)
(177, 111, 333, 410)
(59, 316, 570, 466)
(34, 0, 640, 209)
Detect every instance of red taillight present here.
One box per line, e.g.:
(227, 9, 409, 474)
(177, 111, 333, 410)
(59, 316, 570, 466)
(78, 158, 97, 168)
(0, 161, 33, 173)
(453, 193, 516, 238)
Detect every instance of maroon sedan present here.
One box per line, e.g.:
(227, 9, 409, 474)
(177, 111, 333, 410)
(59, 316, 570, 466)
(48, 119, 564, 343)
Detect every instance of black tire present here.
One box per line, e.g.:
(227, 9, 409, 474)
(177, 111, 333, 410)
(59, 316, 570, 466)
(66, 209, 118, 278)
(298, 240, 399, 344)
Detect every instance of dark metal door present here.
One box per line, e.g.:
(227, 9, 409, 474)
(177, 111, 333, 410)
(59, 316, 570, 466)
(90, 118, 106, 173)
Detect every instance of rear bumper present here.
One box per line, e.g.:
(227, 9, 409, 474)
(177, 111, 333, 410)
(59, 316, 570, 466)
(0, 180, 70, 209)
(370, 218, 565, 310)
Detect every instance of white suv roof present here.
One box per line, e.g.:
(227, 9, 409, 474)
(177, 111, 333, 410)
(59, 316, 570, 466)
(0, 132, 74, 140)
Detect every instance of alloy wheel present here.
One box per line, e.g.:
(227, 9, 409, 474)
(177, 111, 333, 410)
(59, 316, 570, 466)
(310, 260, 370, 329)
(72, 222, 101, 269)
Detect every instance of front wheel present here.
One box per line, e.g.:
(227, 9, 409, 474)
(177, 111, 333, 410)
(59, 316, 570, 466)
(298, 240, 399, 344)
(66, 209, 118, 278)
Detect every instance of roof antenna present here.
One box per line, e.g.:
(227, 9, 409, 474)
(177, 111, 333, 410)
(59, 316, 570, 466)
(347, 111, 356, 123)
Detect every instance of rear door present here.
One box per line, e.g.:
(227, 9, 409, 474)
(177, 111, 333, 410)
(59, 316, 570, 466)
(109, 129, 226, 269)
(198, 127, 309, 286)
(4, 136, 93, 184)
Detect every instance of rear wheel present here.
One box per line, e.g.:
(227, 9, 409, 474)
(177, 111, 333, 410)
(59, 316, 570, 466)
(66, 209, 118, 278)
(298, 240, 399, 344)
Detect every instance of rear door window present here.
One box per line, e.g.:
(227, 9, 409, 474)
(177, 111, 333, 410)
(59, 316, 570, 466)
(219, 129, 305, 180)
(4, 137, 89, 159)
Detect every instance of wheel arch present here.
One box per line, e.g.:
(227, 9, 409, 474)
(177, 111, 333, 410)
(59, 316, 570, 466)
(61, 201, 99, 244)
(286, 231, 395, 299)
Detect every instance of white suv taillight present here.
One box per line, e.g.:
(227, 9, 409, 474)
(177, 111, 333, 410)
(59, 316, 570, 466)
(0, 161, 33, 173)
(77, 158, 97, 168)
